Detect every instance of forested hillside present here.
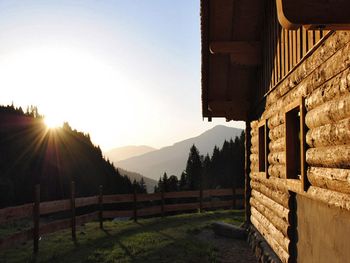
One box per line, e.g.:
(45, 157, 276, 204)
(154, 132, 245, 192)
(0, 105, 142, 208)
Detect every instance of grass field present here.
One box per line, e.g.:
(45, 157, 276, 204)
(0, 210, 245, 263)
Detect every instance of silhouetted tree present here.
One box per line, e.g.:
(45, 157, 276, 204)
(185, 144, 202, 190)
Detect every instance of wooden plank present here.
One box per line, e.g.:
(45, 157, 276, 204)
(203, 188, 232, 197)
(164, 203, 199, 213)
(285, 29, 290, 73)
(293, 30, 297, 66)
(103, 194, 133, 204)
(164, 190, 199, 199)
(302, 28, 307, 59)
(136, 193, 161, 202)
(281, 29, 286, 78)
(75, 196, 98, 208)
(308, 30, 314, 50)
(0, 203, 33, 224)
(202, 200, 232, 209)
(297, 28, 301, 62)
(289, 30, 293, 70)
(40, 199, 70, 215)
(277, 25, 281, 81)
(210, 41, 260, 53)
(137, 206, 162, 217)
(76, 212, 98, 226)
(0, 229, 33, 250)
(315, 30, 321, 44)
(39, 218, 71, 236)
(103, 210, 133, 219)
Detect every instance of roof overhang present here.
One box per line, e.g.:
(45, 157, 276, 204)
(201, 0, 263, 121)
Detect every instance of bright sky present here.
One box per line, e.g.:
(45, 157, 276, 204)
(0, 0, 245, 151)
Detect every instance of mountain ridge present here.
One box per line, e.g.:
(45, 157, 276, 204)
(112, 125, 243, 181)
(105, 145, 156, 162)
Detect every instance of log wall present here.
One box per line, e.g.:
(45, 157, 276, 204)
(250, 31, 350, 263)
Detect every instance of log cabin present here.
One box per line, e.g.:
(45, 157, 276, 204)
(201, 0, 350, 262)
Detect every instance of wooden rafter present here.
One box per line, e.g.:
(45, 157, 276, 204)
(209, 41, 261, 66)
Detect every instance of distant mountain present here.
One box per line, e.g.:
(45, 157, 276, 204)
(105, 145, 156, 162)
(117, 168, 157, 193)
(116, 125, 243, 181)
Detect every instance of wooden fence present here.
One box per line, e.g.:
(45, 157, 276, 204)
(0, 182, 243, 253)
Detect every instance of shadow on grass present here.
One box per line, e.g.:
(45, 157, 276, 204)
(3, 210, 244, 263)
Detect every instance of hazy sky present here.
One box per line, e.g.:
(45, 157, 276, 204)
(0, 0, 244, 151)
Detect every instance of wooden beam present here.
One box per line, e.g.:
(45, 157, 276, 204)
(209, 41, 261, 65)
(276, 0, 350, 30)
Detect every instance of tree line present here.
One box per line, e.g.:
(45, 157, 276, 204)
(154, 132, 245, 192)
(0, 104, 145, 208)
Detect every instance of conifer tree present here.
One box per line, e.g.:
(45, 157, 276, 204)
(185, 144, 202, 190)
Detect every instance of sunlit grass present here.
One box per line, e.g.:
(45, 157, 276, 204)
(0, 210, 244, 263)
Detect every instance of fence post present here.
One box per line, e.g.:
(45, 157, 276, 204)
(33, 184, 40, 254)
(70, 181, 76, 241)
(161, 188, 165, 218)
(199, 174, 203, 213)
(99, 185, 103, 229)
(133, 188, 137, 222)
(232, 186, 236, 209)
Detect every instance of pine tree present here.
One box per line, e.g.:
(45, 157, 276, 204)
(179, 172, 187, 191)
(185, 144, 202, 190)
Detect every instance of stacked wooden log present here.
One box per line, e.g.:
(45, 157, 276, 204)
(249, 31, 350, 263)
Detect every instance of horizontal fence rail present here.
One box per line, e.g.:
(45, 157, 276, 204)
(0, 182, 244, 253)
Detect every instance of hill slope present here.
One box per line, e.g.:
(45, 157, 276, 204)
(115, 125, 243, 180)
(117, 168, 157, 192)
(105, 145, 156, 162)
(0, 105, 135, 207)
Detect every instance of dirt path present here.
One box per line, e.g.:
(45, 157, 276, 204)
(197, 229, 257, 263)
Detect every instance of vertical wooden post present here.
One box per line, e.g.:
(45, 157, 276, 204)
(133, 188, 137, 222)
(161, 188, 165, 218)
(232, 186, 236, 209)
(70, 181, 76, 241)
(245, 122, 252, 225)
(33, 184, 40, 254)
(98, 185, 103, 229)
(199, 173, 203, 213)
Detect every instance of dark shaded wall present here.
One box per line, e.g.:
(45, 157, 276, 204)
(296, 195, 350, 263)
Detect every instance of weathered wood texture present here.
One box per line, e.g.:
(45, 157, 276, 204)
(308, 167, 350, 194)
(0, 204, 33, 223)
(251, 190, 290, 222)
(250, 31, 350, 263)
(268, 164, 286, 178)
(251, 207, 290, 252)
(306, 94, 350, 129)
(250, 180, 290, 208)
(306, 145, 350, 169)
(306, 118, 350, 148)
(251, 215, 289, 263)
(0, 229, 33, 250)
(250, 197, 290, 237)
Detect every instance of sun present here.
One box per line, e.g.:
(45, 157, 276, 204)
(44, 115, 62, 129)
